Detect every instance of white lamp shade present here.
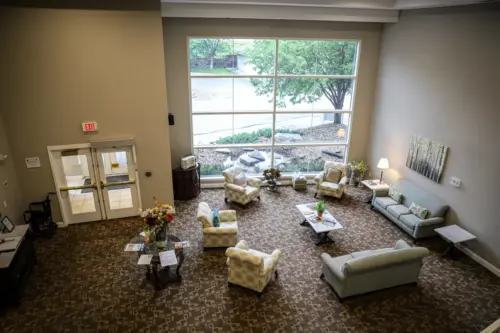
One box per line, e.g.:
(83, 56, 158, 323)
(377, 158, 389, 169)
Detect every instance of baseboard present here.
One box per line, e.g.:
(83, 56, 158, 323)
(56, 222, 67, 228)
(456, 243, 500, 278)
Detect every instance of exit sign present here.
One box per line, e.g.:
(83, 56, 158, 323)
(82, 122, 98, 132)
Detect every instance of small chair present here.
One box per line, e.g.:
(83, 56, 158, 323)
(222, 166, 261, 206)
(225, 240, 281, 295)
(196, 202, 238, 249)
(313, 161, 348, 199)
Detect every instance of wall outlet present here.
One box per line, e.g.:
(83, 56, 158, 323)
(449, 177, 461, 188)
(3, 201, 7, 208)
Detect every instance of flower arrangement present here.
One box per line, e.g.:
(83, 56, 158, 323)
(263, 168, 282, 183)
(347, 160, 369, 185)
(139, 197, 174, 232)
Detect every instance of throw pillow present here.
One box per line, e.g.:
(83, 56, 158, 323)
(213, 208, 220, 227)
(325, 168, 342, 183)
(234, 173, 247, 186)
(389, 187, 403, 203)
(409, 202, 429, 219)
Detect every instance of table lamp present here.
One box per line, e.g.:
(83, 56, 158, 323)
(377, 158, 389, 184)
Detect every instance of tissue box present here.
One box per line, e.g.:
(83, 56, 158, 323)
(292, 172, 307, 190)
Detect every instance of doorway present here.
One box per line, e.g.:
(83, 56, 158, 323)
(48, 141, 141, 225)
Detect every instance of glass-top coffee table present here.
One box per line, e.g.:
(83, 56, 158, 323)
(127, 233, 185, 290)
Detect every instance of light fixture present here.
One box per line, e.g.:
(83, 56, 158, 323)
(337, 128, 346, 137)
(377, 158, 389, 184)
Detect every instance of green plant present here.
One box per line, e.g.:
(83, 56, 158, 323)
(313, 200, 326, 213)
(214, 128, 302, 145)
(356, 161, 368, 174)
(200, 163, 227, 176)
(347, 160, 368, 175)
(283, 159, 326, 173)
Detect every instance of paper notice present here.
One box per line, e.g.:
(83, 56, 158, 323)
(159, 250, 178, 267)
(137, 254, 153, 265)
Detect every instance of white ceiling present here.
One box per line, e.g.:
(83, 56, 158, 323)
(161, 0, 493, 22)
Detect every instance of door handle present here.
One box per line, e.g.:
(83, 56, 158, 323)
(100, 178, 136, 188)
(59, 183, 98, 192)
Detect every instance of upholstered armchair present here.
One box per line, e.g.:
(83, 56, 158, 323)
(197, 202, 238, 249)
(313, 161, 348, 199)
(222, 166, 261, 206)
(225, 240, 281, 295)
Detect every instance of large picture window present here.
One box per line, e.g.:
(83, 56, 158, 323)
(189, 38, 359, 177)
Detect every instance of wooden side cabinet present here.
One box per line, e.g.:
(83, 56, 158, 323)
(0, 225, 36, 308)
(172, 163, 201, 200)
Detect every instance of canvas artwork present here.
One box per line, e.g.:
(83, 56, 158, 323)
(406, 135, 448, 183)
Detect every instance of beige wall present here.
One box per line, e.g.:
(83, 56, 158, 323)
(0, 6, 173, 222)
(163, 18, 382, 168)
(0, 114, 24, 224)
(369, 6, 500, 267)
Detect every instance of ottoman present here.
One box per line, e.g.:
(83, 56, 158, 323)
(292, 172, 307, 190)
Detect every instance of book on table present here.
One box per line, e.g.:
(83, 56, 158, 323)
(124, 243, 144, 252)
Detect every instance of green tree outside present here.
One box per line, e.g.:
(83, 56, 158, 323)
(190, 39, 232, 69)
(247, 40, 358, 123)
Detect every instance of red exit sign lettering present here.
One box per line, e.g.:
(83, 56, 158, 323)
(82, 122, 98, 132)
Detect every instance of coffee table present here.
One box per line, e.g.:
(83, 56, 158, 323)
(296, 203, 343, 245)
(127, 233, 185, 290)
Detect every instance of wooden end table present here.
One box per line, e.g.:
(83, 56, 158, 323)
(360, 179, 390, 203)
(435, 225, 476, 259)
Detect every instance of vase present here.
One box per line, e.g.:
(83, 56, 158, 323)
(267, 179, 277, 192)
(155, 227, 167, 248)
(357, 174, 365, 187)
(349, 171, 356, 186)
(317, 211, 324, 219)
(144, 230, 155, 244)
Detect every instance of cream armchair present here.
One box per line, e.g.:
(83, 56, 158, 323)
(225, 240, 281, 295)
(222, 166, 261, 206)
(314, 161, 348, 199)
(197, 202, 238, 249)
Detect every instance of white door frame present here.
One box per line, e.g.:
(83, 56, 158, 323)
(48, 142, 142, 226)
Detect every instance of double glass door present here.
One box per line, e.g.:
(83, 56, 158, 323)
(49, 144, 140, 224)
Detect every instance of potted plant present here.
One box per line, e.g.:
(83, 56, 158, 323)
(139, 197, 174, 246)
(355, 161, 369, 186)
(262, 167, 282, 191)
(313, 200, 326, 219)
(348, 160, 359, 185)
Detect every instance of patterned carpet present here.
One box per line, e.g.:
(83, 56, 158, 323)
(1, 185, 499, 333)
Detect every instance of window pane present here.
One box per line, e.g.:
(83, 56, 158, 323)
(276, 78, 353, 111)
(234, 39, 275, 75)
(234, 78, 274, 112)
(193, 114, 233, 145)
(275, 145, 346, 174)
(189, 38, 275, 76)
(275, 113, 349, 144)
(191, 78, 232, 112)
(192, 78, 274, 113)
(193, 114, 273, 145)
(196, 148, 272, 176)
(278, 40, 358, 75)
(190, 38, 235, 75)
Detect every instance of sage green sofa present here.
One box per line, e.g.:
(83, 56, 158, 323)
(372, 179, 449, 239)
(320, 240, 429, 299)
